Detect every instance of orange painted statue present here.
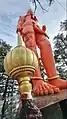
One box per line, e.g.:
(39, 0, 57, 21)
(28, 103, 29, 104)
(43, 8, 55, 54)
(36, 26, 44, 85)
(17, 9, 67, 95)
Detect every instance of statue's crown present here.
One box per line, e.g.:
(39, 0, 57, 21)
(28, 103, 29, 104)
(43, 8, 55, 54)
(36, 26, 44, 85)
(27, 8, 34, 15)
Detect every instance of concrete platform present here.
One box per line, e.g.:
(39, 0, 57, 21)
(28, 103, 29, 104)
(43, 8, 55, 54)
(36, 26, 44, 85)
(33, 89, 67, 119)
(34, 89, 67, 109)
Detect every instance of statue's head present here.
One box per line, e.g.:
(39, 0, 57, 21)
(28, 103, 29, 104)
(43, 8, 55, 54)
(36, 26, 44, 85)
(26, 8, 34, 16)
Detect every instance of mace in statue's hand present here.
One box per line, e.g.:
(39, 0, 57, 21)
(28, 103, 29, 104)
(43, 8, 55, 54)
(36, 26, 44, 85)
(32, 79, 60, 95)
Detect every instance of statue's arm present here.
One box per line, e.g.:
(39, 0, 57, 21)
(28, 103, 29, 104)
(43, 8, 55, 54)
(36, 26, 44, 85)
(33, 22, 45, 34)
(33, 21, 49, 38)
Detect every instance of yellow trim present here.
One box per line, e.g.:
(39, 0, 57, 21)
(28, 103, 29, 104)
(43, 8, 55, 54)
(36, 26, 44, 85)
(47, 75, 60, 80)
(9, 66, 35, 79)
(31, 77, 43, 80)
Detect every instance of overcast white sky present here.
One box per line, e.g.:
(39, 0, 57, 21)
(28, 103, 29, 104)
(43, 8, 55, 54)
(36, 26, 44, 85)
(0, 0, 66, 47)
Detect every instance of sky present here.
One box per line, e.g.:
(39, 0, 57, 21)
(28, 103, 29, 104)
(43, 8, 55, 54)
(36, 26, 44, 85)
(0, 0, 66, 47)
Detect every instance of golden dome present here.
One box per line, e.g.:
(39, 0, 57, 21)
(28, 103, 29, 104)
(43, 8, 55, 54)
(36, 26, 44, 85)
(4, 46, 38, 79)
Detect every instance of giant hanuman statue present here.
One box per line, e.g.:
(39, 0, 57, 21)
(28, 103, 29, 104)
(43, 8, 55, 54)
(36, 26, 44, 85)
(17, 9, 67, 96)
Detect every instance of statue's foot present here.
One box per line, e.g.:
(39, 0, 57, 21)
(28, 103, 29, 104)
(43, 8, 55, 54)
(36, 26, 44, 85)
(48, 78, 67, 90)
(32, 79, 60, 95)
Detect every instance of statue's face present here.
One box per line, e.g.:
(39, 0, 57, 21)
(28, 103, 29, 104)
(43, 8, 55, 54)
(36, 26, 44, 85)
(27, 9, 34, 16)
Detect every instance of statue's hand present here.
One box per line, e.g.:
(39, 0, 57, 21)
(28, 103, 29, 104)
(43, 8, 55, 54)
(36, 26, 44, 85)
(32, 80, 60, 95)
(42, 25, 46, 31)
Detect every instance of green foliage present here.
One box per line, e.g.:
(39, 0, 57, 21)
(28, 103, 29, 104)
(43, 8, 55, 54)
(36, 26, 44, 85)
(39, 59, 47, 80)
(53, 20, 67, 79)
(60, 20, 67, 31)
(0, 39, 21, 119)
(0, 39, 11, 73)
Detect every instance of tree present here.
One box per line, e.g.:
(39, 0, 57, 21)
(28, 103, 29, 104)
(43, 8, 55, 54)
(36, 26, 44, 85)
(0, 39, 12, 97)
(53, 20, 67, 79)
(29, 0, 54, 12)
(60, 20, 67, 31)
(0, 39, 19, 119)
(0, 39, 11, 73)
(39, 59, 47, 80)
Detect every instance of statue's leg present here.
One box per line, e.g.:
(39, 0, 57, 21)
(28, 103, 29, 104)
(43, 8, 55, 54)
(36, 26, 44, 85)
(23, 33, 60, 95)
(36, 35, 67, 90)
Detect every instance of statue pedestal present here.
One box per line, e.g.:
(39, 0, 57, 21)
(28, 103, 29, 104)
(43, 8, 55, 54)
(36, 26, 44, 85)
(34, 89, 67, 119)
